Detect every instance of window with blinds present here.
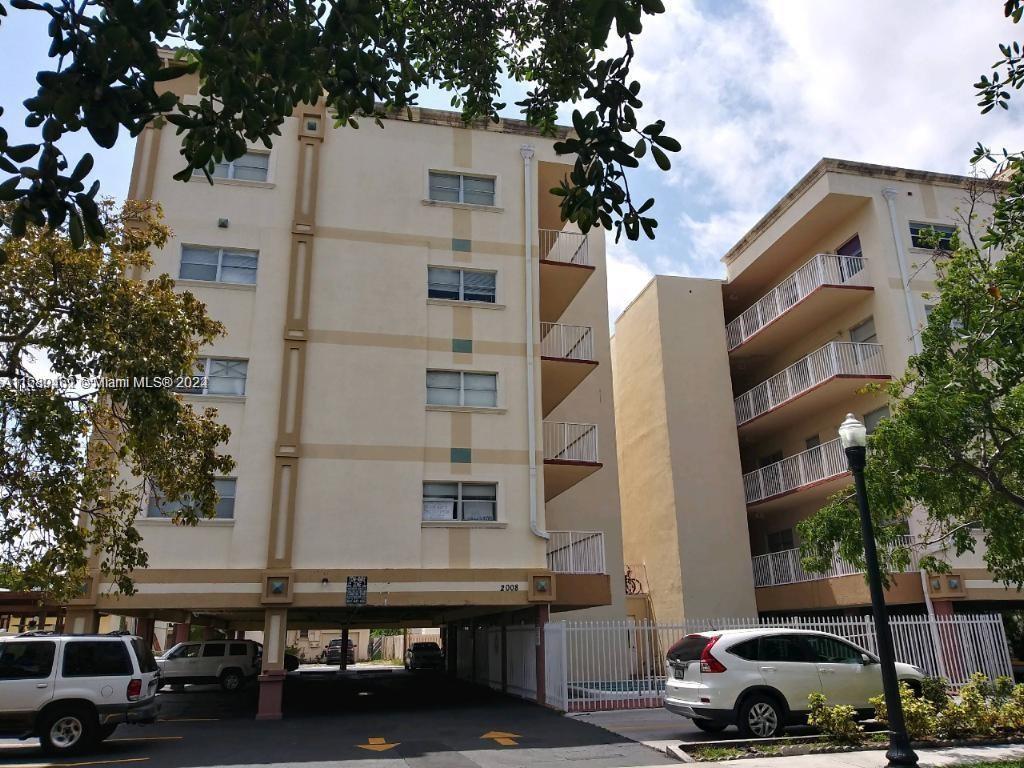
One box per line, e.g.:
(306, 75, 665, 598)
(427, 267, 496, 303)
(426, 370, 497, 407)
(180, 246, 258, 285)
(428, 172, 496, 206)
(422, 482, 497, 522)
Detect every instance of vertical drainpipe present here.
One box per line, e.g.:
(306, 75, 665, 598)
(521, 144, 548, 541)
(881, 187, 946, 678)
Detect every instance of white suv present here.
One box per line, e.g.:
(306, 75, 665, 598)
(0, 632, 160, 755)
(157, 639, 261, 691)
(664, 628, 924, 738)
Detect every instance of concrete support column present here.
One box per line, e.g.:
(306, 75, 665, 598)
(535, 605, 549, 707)
(446, 623, 458, 678)
(172, 621, 191, 645)
(64, 609, 100, 635)
(341, 628, 349, 671)
(136, 618, 156, 650)
(500, 623, 508, 693)
(257, 608, 288, 721)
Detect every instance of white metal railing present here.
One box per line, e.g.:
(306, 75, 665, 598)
(726, 253, 868, 350)
(751, 535, 917, 588)
(543, 421, 599, 463)
(539, 228, 590, 266)
(546, 531, 607, 574)
(546, 613, 1011, 711)
(540, 322, 595, 361)
(734, 341, 887, 426)
(743, 437, 847, 504)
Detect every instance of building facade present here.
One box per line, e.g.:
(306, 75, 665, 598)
(614, 158, 1022, 623)
(67, 75, 626, 717)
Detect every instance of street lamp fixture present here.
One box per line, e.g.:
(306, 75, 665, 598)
(839, 413, 918, 767)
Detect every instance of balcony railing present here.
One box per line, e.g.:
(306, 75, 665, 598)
(726, 253, 868, 351)
(752, 535, 917, 588)
(735, 341, 887, 426)
(539, 228, 590, 267)
(743, 437, 847, 505)
(547, 531, 606, 574)
(540, 322, 594, 360)
(543, 421, 599, 463)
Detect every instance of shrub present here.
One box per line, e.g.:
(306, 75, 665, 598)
(920, 676, 950, 710)
(808, 692, 863, 744)
(996, 682, 1024, 732)
(935, 673, 1000, 739)
(869, 682, 937, 741)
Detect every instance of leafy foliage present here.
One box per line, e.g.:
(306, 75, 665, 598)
(870, 682, 938, 741)
(798, 163, 1024, 587)
(0, 199, 233, 598)
(935, 674, 1002, 739)
(920, 675, 950, 711)
(976, 1, 1024, 113)
(807, 692, 863, 744)
(0, 0, 679, 248)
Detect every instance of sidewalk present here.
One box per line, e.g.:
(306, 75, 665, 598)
(710, 743, 1024, 767)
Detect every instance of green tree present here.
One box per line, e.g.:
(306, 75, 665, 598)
(0, 199, 233, 598)
(0, 0, 678, 246)
(797, 167, 1024, 586)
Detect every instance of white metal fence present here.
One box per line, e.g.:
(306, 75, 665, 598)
(543, 421, 599, 463)
(539, 228, 589, 266)
(743, 437, 847, 504)
(726, 253, 868, 350)
(546, 531, 607, 574)
(735, 341, 888, 426)
(751, 535, 917, 587)
(540, 322, 594, 360)
(548, 614, 1012, 712)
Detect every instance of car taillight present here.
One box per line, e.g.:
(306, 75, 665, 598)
(700, 635, 727, 673)
(127, 678, 142, 701)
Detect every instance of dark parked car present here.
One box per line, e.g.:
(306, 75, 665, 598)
(404, 642, 444, 671)
(324, 638, 355, 665)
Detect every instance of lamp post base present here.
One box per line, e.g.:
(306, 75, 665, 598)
(885, 734, 919, 767)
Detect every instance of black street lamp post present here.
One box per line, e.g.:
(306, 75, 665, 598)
(838, 413, 918, 767)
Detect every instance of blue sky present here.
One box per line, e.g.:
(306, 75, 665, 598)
(2, 0, 1023, 321)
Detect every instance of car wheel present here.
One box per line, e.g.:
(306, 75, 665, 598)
(40, 706, 97, 755)
(220, 669, 244, 692)
(98, 723, 119, 741)
(738, 694, 784, 739)
(692, 719, 728, 733)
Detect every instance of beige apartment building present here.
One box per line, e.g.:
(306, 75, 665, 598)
(65, 70, 626, 717)
(614, 158, 1024, 624)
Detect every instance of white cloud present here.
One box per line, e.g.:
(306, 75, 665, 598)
(606, 244, 655, 324)
(618, 0, 1024, 291)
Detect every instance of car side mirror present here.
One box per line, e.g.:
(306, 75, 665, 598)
(861, 653, 876, 665)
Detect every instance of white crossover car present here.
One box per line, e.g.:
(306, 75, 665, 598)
(664, 628, 924, 738)
(0, 632, 160, 755)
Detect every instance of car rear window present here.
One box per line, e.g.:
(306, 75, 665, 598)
(730, 638, 759, 660)
(202, 643, 226, 657)
(757, 635, 813, 663)
(0, 641, 56, 679)
(667, 634, 712, 662)
(131, 638, 159, 673)
(230, 643, 248, 656)
(63, 640, 133, 677)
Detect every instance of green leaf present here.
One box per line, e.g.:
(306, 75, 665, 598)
(651, 145, 670, 171)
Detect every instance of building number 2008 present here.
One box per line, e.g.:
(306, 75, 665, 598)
(499, 584, 519, 592)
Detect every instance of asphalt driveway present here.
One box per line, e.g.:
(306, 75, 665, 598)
(1, 668, 676, 768)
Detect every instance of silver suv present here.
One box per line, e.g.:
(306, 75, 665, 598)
(0, 632, 160, 755)
(157, 638, 261, 691)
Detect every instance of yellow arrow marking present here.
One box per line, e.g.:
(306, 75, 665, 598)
(357, 737, 400, 752)
(481, 731, 520, 746)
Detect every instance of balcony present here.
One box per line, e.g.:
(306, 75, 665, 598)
(726, 253, 871, 358)
(538, 228, 594, 322)
(540, 322, 597, 415)
(752, 536, 917, 588)
(743, 437, 848, 511)
(734, 341, 889, 439)
(543, 421, 601, 500)
(546, 531, 606, 574)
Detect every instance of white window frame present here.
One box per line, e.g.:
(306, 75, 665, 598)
(427, 266, 497, 303)
(427, 170, 497, 207)
(146, 477, 237, 520)
(180, 245, 259, 285)
(422, 481, 498, 522)
(178, 357, 248, 396)
(909, 221, 956, 250)
(194, 151, 271, 182)
(425, 370, 497, 408)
